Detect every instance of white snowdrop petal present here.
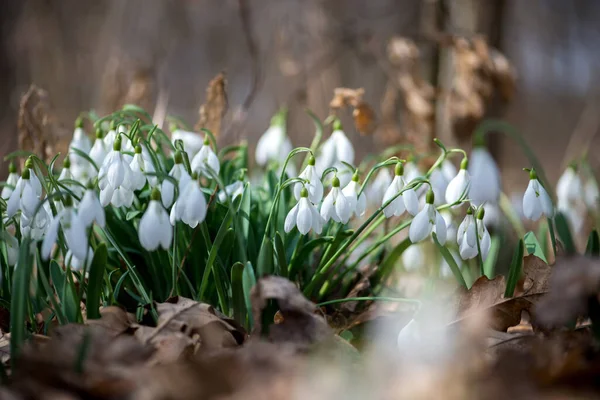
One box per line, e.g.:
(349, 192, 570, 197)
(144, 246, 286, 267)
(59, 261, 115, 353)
(382, 184, 399, 218)
(357, 192, 367, 216)
(402, 188, 419, 216)
(435, 211, 447, 245)
(296, 199, 312, 235)
(284, 204, 300, 233)
(459, 238, 478, 260)
(41, 211, 62, 259)
(21, 184, 39, 218)
(64, 212, 88, 260)
(537, 184, 554, 218)
(335, 190, 351, 224)
(409, 206, 432, 243)
(100, 186, 113, 207)
(321, 192, 335, 222)
(469, 148, 501, 205)
(480, 228, 491, 261)
(162, 179, 175, 208)
(523, 181, 540, 221)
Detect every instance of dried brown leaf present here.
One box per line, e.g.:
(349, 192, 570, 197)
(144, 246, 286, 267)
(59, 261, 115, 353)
(87, 306, 137, 337)
(195, 72, 228, 139)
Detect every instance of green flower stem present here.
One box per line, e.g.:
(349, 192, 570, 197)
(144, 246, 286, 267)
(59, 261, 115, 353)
(547, 217, 558, 259)
(301, 110, 323, 170)
(499, 192, 526, 238)
(357, 157, 402, 196)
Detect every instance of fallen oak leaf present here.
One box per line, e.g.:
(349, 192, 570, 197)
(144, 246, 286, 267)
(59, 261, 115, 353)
(87, 306, 137, 337)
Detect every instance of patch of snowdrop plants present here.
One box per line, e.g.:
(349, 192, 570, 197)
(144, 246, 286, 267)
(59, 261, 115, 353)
(1, 105, 597, 348)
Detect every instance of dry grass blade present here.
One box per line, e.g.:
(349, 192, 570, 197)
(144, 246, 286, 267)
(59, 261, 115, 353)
(195, 72, 228, 139)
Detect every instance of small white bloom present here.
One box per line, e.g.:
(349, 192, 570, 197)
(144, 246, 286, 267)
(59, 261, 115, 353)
(458, 208, 491, 261)
(78, 188, 106, 228)
(170, 179, 207, 228)
(556, 165, 582, 205)
(98, 138, 135, 207)
(20, 203, 50, 241)
(255, 120, 293, 167)
(129, 144, 156, 191)
(89, 130, 108, 167)
(42, 197, 88, 260)
(139, 190, 173, 251)
(162, 152, 192, 208)
(468, 146, 501, 205)
(284, 187, 324, 235)
(321, 177, 351, 224)
(522, 170, 554, 221)
(69, 122, 92, 157)
(316, 122, 355, 175)
(445, 158, 471, 204)
(367, 168, 392, 207)
(7, 169, 40, 219)
(65, 247, 93, 271)
(342, 173, 367, 217)
(218, 180, 245, 203)
(172, 129, 204, 157)
(382, 163, 419, 218)
(409, 190, 446, 244)
(1, 163, 19, 200)
(190, 138, 220, 178)
(430, 160, 456, 205)
(103, 126, 117, 149)
(293, 156, 323, 204)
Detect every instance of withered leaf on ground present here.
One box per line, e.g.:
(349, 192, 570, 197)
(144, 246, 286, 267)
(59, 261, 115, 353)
(86, 306, 137, 337)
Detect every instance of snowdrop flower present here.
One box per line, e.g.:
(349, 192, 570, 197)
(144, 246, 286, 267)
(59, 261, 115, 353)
(293, 156, 323, 204)
(170, 176, 207, 228)
(98, 137, 135, 208)
(42, 196, 88, 260)
(1, 162, 19, 200)
(556, 164, 582, 205)
(7, 168, 41, 219)
(129, 145, 153, 191)
(585, 178, 599, 210)
(522, 169, 554, 221)
(445, 158, 471, 204)
(78, 186, 106, 228)
(1, 231, 19, 266)
(117, 124, 135, 153)
(89, 128, 108, 168)
(430, 160, 456, 205)
(367, 168, 392, 207)
(171, 129, 204, 158)
(57, 158, 84, 198)
(321, 176, 351, 224)
(409, 190, 446, 244)
(255, 114, 292, 167)
(342, 171, 367, 217)
(103, 121, 118, 149)
(458, 207, 491, 261)
(139, 188, 173, 251)
(441, 210, 457, 245)
(382, 162, 419, 218)
(190, 137, 220, 178)
(401, 243, 427, 271)
(65, 247, 93, 271)
(285, 187, 324, 235)
(316, 121, 354, 180)
(69, 118, 92, 159)
(162, 151, 192, 208)
(20, 206, 49, 241)
(468, 146, 501, 205)
(218, 180, 245, 203)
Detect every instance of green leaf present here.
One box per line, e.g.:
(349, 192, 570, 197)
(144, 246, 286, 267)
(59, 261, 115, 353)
(231, 262, 247, 326)
(432, 233, 467, 288)
(50, 261, 79, 323)
(257, 238, 275, 276)
(86, 243, 108, 319)
(3, 150, 34, 162)
(199, 211, 234, 302)
(242, 261, 257, 330)
(554, 212, 576, 255)
(10, 237, 33, 370)
(274, 232, 288, 278)
(69, 147, 99, 172)
(483, 235, 501, 278)
(504, 239, 525, 298)
(523, 231, 548, 263)
(586, 229, 600, 257)
(125, 210, 144, 221)
(122, 104, 152, 121)
(288, 236, 334, 280)
(374, 238, 411, 285)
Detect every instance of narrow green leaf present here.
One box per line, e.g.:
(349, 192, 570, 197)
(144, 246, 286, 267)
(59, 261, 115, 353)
(274, 232, 288, 278)
(504, 239, 525, 298)
(231, 262, 247, 326)
(372, 238, 411, 285)
(122, 104, 152, 121)
(432, 233, 467, 288)
(257, 238, 275, 276)
(242, 261, 257, 330)
(10, 237, 32, 370)
(126, 210, 144, 221)
(199, 211, 234, 301)
(50, 261, 79, 323)
(483, 235, 501, 278)
(554, 212, 576, 255)
(288, 236, 334, 280)
(523, 231, 548, 263)
(69, 148, 99, 172)
(586, 229, 600, 257)
(86, 243, 108, 319)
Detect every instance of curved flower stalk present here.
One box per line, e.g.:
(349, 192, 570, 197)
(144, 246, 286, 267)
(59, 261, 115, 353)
(409, 190, 446, 244)
(445, 158, 470, 204)
(382, 162, 419, 218)
(191, 137, 220, 178)
(98, 137, 134, 208)
(255, 112, 292, 168)
(293, 156, 323, 204)
(285, 187, 324, 235)
(315, 120, 354, 185)
(1, 162, 19, 200)
(139, 188, 173, 251)
(170, 174, 207, 228)
(162, 151, 192, 208)
(321, 176, 351, 224)
(458, 207, 491, 261)
(342, 171, 367, 217)
(78, 186, 106, 228)
(42, 196, 88, 260)
(171, 128, 204, 157)
(89, 128, 108, 169)
(522, 169, 554, 221)
(468, 146, 501, 205)
(218, 179, 245, 203)
(7, 168, 41, 219)
(430, 160, 456, 206)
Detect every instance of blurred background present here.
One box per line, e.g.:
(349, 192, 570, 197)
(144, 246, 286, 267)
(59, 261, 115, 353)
(1, 0, 600, 194)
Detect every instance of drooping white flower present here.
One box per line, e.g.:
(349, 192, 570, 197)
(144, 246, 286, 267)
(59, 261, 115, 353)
(445, 158, 471, 205)
(117, 124, 135, 153)
(557, 165, 582, 205)
(342, 172, 367, 217)
(78, 188, 106, 228)
(103, 122, 118, 149)
(20, 203, 50, 241)
(98, 137, 135, 208)
(218, 180, 245, 203)
(409, 190, 446, 244)
(321, 177, 351, 224)
(170, 177, 207, 228)
(315, 122, 354, 179)
(366, 168, 392, 207)
(139, 189, 173, 251)
(284, 187, 324, 235)
(1, 162, 19, 200)
(130, 145, 156, 191)
(7, 168, 41, 219)
(171, 129, 204, 158)
(522, 169, 554, 221)
(89, 129, 108, 168)
(42, 196, 88, 260)
(382, 163, 419, 218)
(293, 156, 323, 204)
(458, 207, 491, 261)
(65, 247, 93, 271)
(430, 160, 456, 205)
(162, 151, 192, 208)
(255, 116, 292, 167)
(69, 119, 92, 158)
(468, 146, 501, 205)
(190, 137, 220, 178)
(1, 231, 19, 266)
